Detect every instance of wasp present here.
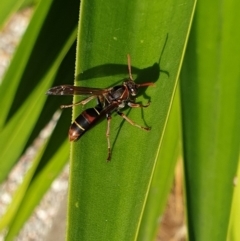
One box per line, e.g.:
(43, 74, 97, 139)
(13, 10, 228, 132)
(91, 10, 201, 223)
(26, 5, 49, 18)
(46, 55, 154, 161)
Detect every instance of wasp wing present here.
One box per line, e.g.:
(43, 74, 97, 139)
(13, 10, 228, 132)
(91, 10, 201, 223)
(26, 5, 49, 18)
(46, 85, 111, 96)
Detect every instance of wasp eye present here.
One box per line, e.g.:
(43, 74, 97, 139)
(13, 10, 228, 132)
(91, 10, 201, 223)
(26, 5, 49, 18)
(131, 88, 137, 96)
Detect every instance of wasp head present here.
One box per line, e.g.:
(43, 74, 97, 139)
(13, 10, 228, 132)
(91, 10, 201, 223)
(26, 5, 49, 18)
(126, 80, 138, 96)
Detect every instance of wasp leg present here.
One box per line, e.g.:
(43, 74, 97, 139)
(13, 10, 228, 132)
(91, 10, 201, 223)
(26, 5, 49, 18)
(117, 111, 151, 131)
(60, 95, 97, 109)
(106, 114, 112, 161)
(128, 101, 151, 108)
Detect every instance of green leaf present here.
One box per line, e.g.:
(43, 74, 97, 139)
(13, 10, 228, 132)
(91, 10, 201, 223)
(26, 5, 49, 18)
(0, 133, 49, 231)
(180, 0, 240, 239)
(4, 112, 70, 240)
(0, 0, 80, 238)
(0, 0, 78, 183)
(0, 0, 27, 28)
(67, 0, 196, 240)
(228, 161, 240, 241)
(138, 85, 181, 241)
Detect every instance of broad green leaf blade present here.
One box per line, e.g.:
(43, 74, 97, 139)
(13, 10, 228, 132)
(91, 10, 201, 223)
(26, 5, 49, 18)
(137, 85, 181, 241)
(67, 0, 196, 240)
(180, 0, 240, 240)
(0, 0, 79, 183)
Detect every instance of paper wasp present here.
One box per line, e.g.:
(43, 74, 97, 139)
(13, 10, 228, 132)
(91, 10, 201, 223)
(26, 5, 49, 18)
(46, 55, 154, 161)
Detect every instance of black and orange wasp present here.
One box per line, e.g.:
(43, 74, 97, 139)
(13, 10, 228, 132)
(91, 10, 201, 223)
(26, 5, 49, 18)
(46, 55, 154, 161)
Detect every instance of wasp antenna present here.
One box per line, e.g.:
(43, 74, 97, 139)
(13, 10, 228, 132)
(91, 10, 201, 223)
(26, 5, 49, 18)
(127, 54, 133, 81)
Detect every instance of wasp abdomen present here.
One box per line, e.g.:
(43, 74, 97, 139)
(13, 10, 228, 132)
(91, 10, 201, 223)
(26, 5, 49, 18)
(69, 106, 102, 141)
